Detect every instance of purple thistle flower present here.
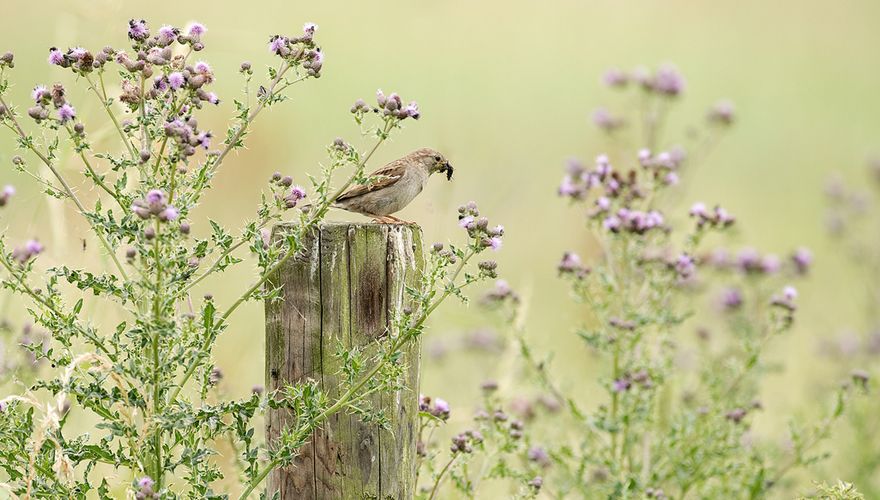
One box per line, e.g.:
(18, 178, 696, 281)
(674, 253, 695, 279)
(791, 247, 812, 274)
(194, 61, 211, 74)
(737, 248, 762, 273)
(159, 206, 179, 222)
(128, 19, 149, 41)
(458, 215, 475, 228)
(664, 172, 679, 186)
(612, 378, 631, 393)
(268, 36, 287, 54)
(404, 101, 420, 119)
(603, 68, 629, 87)
(146, 189, 166, 206)
(303, 22, 318, 39)
(761, 254, 781, 274)
(13, 239, 44, 263)
(68, 47, 87, 60)
(31, 85, 48, 103)
(196, 131, 212, 149)
(167, 72, 185, 90)
(284, 185, 307, 208)
(376, 89, 386, 107)
(25, 240, 43, 255)
(158, 25, 177, 41)
(434, 398, 450, 414)
(652, 64, 685, 96)
(488, 237, 502, 251)
(57, 104, 76, 123)
(205, 91, 220, 105)
(0, 184, 15, 206)
(603, 215, 621, 232)
(307, 50, 324, 72)
(708, 100, 735, 125)
(689, 202, 707, 218)
(592, 107, 623, 131)
(186, 22, 206, 37)
(558, 176, 580, 197)
(559, 252, 580, 270)
(720, 287, 743, 310)
(48, 48, 64, 65)
(527, 446, 551, 467)
(782, 285, 797, 301)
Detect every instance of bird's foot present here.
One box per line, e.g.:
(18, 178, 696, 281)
(384, 215, 414, 225)
(371, 216, 396, 224)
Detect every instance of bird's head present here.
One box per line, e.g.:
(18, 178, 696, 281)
(411, 148, 453, 181)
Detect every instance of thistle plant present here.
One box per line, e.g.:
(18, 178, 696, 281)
(0, 20, 501, 498)
(415, 65, 864, 499)
(818, 162, 880, 497)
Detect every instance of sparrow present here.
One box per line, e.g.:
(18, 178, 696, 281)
(332, 148, 453, 223)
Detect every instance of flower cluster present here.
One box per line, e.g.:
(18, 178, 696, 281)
(268, 23, 323, 77)
(269, 172, 307, 209)
(162, 116, 214, 157)
(47, 46, 108, 74)
(27, 83, 76, 124)
(419, 394, 450, 421)
(611, 369, 653, 393)
(458, 202, 504, 251)
(558, 251, 590, 278)
(689, 202, 736, 229)
(638, 148, 686, 186)
(603, 64, 686, 97)
(704, 246, 808, 276)
(11, 239, 43, 264)
(131, 189, 178, 222)
(449, 429, 483, 454)
(351, 89, 420, 121)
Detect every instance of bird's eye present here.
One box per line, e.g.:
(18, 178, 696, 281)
(434, 155, 441, 162)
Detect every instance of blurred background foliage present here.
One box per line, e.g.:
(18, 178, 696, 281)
(1, 0, 879, 496)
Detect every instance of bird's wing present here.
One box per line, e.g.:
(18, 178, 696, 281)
(336, 161, 406, 202)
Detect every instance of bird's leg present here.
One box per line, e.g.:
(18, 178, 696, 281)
(365, 213, 395, 224)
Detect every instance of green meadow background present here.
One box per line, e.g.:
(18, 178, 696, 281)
(1, 0, 878, 496)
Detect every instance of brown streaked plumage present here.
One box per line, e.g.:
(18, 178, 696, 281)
(333, 148, 453, 223)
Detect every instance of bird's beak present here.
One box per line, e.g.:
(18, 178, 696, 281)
(442, 162, 454, 181)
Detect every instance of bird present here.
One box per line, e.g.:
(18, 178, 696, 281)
(331, 147, 453, 224)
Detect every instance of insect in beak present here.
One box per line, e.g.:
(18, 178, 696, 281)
(442, 162, 454, 181)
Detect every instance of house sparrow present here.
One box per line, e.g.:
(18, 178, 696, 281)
(332, 147, 453, 223)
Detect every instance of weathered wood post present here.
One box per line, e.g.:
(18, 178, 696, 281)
(265, 222, 424, 499)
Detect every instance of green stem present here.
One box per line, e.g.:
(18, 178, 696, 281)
(64, 124, 125, 210)
(84, 74, 138, 160)
(428, 454, 459, 500)
(151, 219, 164, 487)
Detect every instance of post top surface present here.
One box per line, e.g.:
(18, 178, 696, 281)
(275, 221, 422, 229)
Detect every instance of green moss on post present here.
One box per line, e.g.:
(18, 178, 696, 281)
(265, 222, 424, 499)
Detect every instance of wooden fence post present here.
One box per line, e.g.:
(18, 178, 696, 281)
(265, 222, 424, 499)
